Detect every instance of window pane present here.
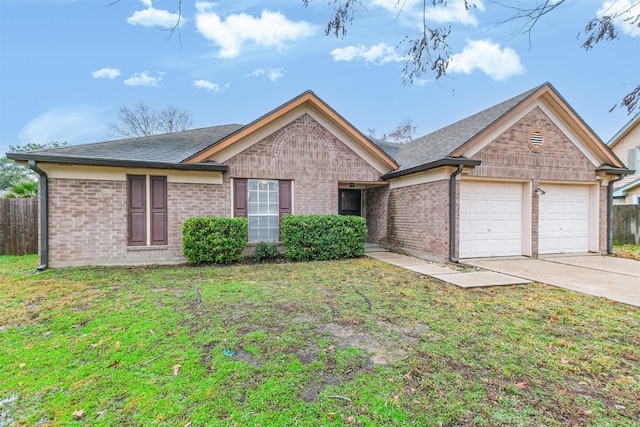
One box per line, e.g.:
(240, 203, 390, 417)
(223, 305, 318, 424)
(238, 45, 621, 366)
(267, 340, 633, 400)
(247, 179, 281, 242)
(248, 202, 259, 215)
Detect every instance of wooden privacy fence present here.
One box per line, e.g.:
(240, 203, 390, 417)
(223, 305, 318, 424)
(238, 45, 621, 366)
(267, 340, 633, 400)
(614, 205, 640, 245)
(0, 198, 38, 255)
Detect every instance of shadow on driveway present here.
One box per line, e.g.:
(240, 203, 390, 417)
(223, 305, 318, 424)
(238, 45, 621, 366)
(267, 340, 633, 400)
(465, 255, 640, 307)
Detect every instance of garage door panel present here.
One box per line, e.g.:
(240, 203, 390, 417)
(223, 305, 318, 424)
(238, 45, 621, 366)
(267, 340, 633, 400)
(538, 185, 590, 254)
(460, 181, 524, 258)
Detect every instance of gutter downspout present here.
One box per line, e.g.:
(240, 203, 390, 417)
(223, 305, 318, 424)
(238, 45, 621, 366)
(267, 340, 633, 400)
(449, 164, 464, 263)
(607, 174, 624, 255)
(28, 160, 48, 272)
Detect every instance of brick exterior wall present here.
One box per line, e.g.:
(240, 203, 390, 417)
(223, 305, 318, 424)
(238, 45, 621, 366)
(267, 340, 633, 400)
(46, 113, 384, 267)
(469, 107, 596, 181)
(366, 180, 450, 261)
(223, 113, 382, 214)
(47, 179, 228, 267)
(370, 107, 610, 261)
(43, 106, 613, 266)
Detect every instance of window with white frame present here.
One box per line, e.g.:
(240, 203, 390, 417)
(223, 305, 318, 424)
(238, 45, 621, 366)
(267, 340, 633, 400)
(248, 179, 280, 241)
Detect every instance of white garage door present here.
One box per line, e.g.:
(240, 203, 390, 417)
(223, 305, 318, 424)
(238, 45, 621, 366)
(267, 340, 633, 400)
(460, 181, 523, 258)
(538, 184, 590, 254)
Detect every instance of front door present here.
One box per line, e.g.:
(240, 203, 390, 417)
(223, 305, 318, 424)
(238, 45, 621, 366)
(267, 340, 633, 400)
(339, 189, 361, 216)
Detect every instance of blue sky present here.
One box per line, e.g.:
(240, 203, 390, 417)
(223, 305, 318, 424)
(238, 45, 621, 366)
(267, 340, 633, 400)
(1, 0, 639, 157)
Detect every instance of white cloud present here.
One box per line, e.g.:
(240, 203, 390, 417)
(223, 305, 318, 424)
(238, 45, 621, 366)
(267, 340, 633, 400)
(370, 0, 484, 26)
(91, 67, 121, 79)
(18, 105, 108, 145)
(331, 43, 404, 65)
(127, 1, 185, 29)
(194, 2, 317, 58)
(194, 79, 221, 92)
(250, 68, 284, 82)
(124, 71, 162, 87)
(598, 0, 640, 37)
(446, 39, 524, 81)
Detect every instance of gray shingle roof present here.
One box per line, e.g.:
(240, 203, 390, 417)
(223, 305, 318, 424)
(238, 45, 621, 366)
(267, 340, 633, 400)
(9, 84, 559, 176)
(389, 84, 544, 172)
(16, 124, 244, 164)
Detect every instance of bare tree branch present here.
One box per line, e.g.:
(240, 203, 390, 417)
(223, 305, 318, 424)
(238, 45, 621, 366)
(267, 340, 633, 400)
(108, 102, 193, 138)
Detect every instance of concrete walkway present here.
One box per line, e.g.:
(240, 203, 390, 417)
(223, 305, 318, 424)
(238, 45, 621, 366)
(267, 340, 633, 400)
(365, 245, 640, 307)
(466, 255, 640, 307)
(365, 245, 531, 288)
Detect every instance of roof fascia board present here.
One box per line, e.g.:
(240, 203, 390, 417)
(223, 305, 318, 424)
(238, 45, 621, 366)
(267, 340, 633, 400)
(540, 89, 623, 166)
(383, 157, 481, 180)
(387, 165, 458, 189)
(7, 153, 227, 171)
(39, 163, 224, 184)
(448, 84, 547, 159)
(185, 92, 315, 163)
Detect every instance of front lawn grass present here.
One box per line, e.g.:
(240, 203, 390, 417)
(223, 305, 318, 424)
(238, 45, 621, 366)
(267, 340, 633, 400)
(1, 254, 638, 426)
(613, 244, 640, 260)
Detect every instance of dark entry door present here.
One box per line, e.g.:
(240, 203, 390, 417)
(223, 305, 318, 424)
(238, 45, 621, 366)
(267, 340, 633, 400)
(339, 189, 361, 216)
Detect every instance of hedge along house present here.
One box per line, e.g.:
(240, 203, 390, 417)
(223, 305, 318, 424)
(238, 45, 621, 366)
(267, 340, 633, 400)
(8, 82, 630, 269)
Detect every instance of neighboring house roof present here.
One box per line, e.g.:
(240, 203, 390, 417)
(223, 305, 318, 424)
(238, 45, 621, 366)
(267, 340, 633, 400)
(7, 124, 243, 170)
(613, 176, 640, 198)
(607, 111, 640, 148)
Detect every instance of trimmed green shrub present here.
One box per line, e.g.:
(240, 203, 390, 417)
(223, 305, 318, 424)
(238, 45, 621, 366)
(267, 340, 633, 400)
(281, 214, 367, 261)
(182, 217, 248, 264)
(250, 241, 280, 261)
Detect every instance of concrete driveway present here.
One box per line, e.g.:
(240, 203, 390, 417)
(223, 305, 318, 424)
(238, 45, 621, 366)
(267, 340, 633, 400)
(466, 255, 640, 307)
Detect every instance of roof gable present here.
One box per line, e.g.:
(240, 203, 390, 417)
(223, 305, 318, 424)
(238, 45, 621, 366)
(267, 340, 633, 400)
(184, 91, 399, 173)
(393, 84, 541, 172)
(391, 83, 625, 174)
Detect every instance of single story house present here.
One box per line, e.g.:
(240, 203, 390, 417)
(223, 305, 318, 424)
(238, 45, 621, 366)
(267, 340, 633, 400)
(8, 82, 631, 269)
(608, 112, 640, 204)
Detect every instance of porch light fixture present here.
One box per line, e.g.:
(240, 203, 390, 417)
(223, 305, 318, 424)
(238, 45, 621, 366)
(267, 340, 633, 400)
(535, 187, 546, 196)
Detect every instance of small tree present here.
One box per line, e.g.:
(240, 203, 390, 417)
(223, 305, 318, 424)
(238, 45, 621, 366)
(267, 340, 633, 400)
(1, 141, 67, 190)
(108, 102, 194, 138)
(368, 118, 417, 143)
(4, 181, 38, 198)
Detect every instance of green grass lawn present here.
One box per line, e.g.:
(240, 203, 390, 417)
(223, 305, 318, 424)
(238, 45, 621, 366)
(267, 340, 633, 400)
(1, 255, 638, 426)
(613, 244, 640, 261)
